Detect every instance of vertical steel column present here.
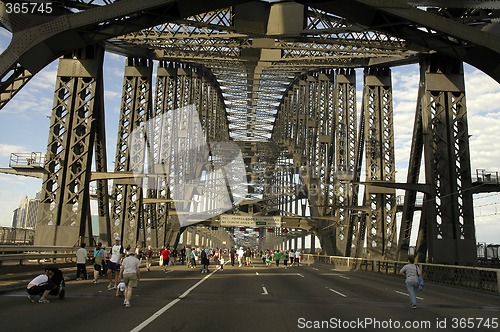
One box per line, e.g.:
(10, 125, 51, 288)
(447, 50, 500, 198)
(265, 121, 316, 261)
(421, 55, 477, 264)
(92, 59, 111, 246)
(334, 68, 357, 256)
(146, 61, 178, 247)
(110, 57, 152, 247)
(35, 45, 105, 246)
(397, 71, 426, 261)
(363, 67, 397, 260)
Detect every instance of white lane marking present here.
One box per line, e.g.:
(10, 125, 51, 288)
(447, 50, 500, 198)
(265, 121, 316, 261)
(321, 273, 350, 280)
(262, 286, 268, 295)
(297, 273, 304, 278)
(131, 269, 217, 332)
(394, 290, 424, 300)
(328, 288, 347, 298)
(313, 268, 319, 271)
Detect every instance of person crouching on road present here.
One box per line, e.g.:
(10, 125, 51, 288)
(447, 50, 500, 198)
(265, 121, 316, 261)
(120, 249, 141, 308)
(27, 268, 57, 303)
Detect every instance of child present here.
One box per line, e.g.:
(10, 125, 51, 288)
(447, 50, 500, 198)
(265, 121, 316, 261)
(219, 256, 225, 271)
(115, 281, 126, 297)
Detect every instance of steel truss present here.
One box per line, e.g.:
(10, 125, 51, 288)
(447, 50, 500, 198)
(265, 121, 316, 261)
(35, 45, 109, 246)
(1, 1, 496, 262)
(401, 54, 476, 264)
(110, 57, 153, 247)
(362, 67, 397, 260)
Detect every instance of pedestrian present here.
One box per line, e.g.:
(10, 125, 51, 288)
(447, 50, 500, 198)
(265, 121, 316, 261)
(76, 242, 88, 280)
(219, 255, 225, 271)
(180, 246, 186, 265)
(161, 246, 170, 272)
(26, 268, 57, 303)
(244, 247, 252, 267)
(274, 249, 281, 267)
(186, 247, 192, 267)
(237, 247, 244, 267)
(93, 242, 106, 284)
(289, 249, 295, 266)
(144, 245, 153, 271)
(120, 249, 141, 308)
(200, 248, 209, 273)
(213, 248, 220, 266)
(399, 255, 421, 309)
(230, 246, 236, 266)
(294, 249, 301, 266)
(283, 250, 289, 267)
(107, 237, 124, 290)
(190, 247, 197, 268)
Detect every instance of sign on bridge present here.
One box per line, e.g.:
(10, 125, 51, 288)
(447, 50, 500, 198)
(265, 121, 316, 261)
(220, 215, 281, 227)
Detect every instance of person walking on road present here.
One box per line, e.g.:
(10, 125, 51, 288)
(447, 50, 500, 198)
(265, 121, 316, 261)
(93, 242, 106, 284)
(120, 249, 141, 308)
(230, 246, 236, 266)
(399, 255, 421, 309)
(144, 245, 153, 271)
(161, 246, 171, 272)
(76, 243, 88, 280)
(107, 237, 124, 290)
(289, 249, 295, 266)
(274, 249, 281, 267)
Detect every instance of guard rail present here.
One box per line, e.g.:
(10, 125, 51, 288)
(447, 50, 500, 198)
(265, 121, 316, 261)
(303, 254, 500, 295)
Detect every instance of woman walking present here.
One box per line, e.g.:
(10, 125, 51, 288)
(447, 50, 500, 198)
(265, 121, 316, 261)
(399, 255, 421, 309)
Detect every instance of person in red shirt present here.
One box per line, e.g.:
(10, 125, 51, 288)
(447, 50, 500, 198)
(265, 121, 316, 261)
(161, 246, 170, 272)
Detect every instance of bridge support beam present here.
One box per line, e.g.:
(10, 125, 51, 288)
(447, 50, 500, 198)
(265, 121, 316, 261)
(110, 57, 153, 248)
(35, 45, 109, 247)
(413, 55, 476, 264)
(362, 67, 397, 260)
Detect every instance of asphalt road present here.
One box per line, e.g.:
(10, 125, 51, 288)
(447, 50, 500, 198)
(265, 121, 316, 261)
(1, 260, 499, 332)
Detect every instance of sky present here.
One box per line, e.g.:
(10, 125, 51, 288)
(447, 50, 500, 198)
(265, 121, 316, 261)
(1, 29, 500, 245)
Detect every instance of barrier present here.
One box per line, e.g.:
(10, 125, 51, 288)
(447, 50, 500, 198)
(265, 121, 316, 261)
(302, 254, 500, 295)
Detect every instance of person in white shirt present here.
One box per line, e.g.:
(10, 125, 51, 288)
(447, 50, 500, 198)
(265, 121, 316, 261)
(115, 281, 126, 297)
(120, 250, 141, 308)
(107, 237, 124, 290)
(76, 243, 88, 280)
(237, 247, 244, 267)
(294, 250, 301, 266)
(27, 268, 57, 303)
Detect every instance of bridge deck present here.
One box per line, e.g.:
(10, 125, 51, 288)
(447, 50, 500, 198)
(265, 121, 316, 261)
(1, 260, 499, 331)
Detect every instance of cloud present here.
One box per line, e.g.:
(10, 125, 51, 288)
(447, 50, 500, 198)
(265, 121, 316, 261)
(0, 144, 29, 157)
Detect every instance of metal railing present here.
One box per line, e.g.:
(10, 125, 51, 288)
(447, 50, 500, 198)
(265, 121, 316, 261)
(0, 245, 78, 267)
(9, 152, 45, 168)
(303, 254, 500, 295)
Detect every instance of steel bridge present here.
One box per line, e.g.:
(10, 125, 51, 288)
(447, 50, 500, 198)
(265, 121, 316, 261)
(1, 0, 500, 265)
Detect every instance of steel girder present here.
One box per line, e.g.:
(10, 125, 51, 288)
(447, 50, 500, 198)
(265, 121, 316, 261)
(420, 54, 476, 265)
(333, 69, 358, 256)
(146, 63, 230, 249)
(362, 67, 397, 260)
(35, 45, 106, 246)
(0, 0, 247, 110)
(110, 57, 153, 248)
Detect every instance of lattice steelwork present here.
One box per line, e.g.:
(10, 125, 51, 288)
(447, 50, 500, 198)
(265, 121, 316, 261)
(420, 55, 476, 264)
(363, 67, 397, 260)
(35, 45, 106, 246)
(3, 0, 499, 261)
(110, 58, 152, 246)
(145, 62, 231, 247)
(333, 69, 357, 256)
